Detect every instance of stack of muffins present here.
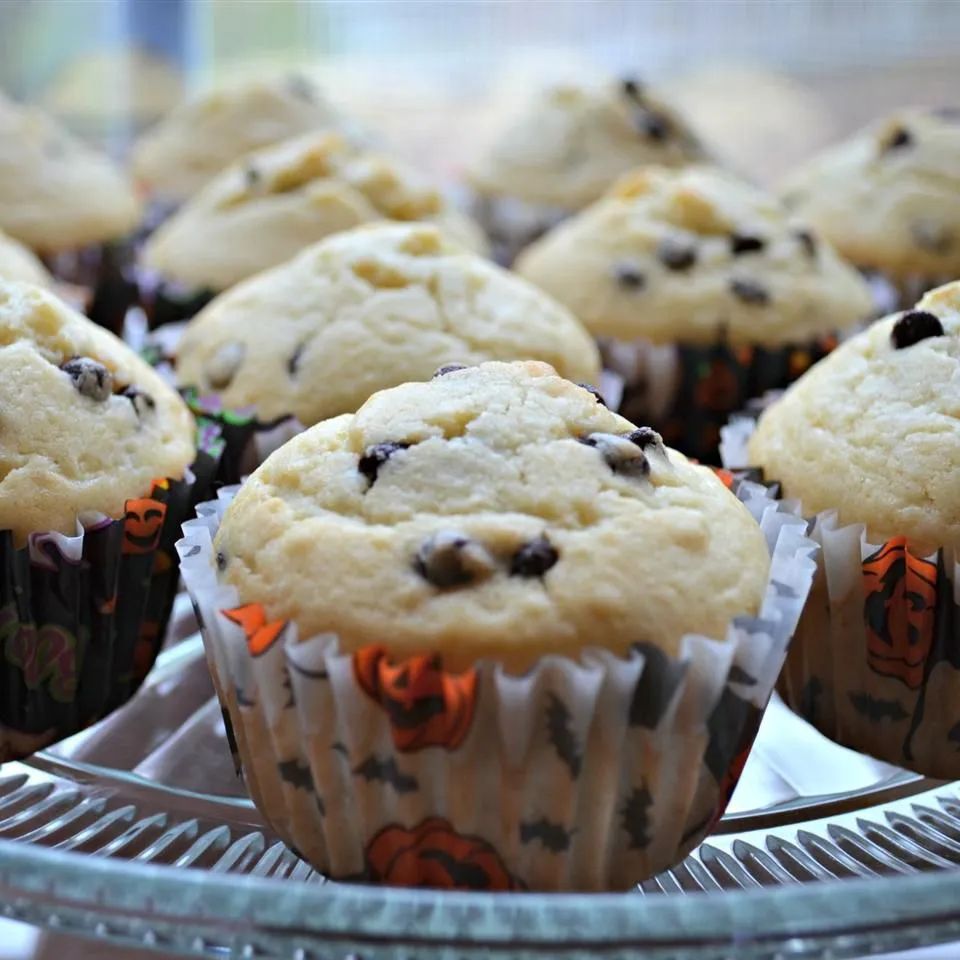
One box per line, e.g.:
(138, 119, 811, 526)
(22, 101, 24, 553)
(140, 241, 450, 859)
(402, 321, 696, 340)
(2, 59, 956, 894)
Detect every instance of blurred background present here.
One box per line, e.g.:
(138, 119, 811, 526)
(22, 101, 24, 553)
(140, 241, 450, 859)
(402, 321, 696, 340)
(1, 0, 959, 182)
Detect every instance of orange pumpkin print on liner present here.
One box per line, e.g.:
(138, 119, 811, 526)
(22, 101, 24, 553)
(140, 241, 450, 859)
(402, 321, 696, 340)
(222, 603, 286, 657)
(364, 817, 519, 890)
(862, 537, 938, 691)
(353, 646, 478, 752)
(122, 497, 167, 554)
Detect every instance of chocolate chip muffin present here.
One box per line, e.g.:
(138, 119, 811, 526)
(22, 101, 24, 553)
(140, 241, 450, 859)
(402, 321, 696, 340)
(140, 132, 486, 321)
(131, 72, 351, 204)
(780, 109, 960, 303)
(744, 281, 960, 777)
(0, 280, 201, 761)
(176, 222, 600, 434)
(467, 77, 708, 263)
(517, 165, 872, 461)
(181, 359, 817, 890)
(0, 93, 142, 331)
(0, 228, 52, 287)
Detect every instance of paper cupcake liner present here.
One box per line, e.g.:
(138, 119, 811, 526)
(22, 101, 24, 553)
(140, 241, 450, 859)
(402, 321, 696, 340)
(471, 193, 572, 267)
(600, 334, 838, 466)
(43, 239, 140, 337)
(0, 450, 217, 762)
(177, 481, 817, 891)
(863, 270, 956, 318)
(722, 416, 960, 779)
(133, 265, 215, 331)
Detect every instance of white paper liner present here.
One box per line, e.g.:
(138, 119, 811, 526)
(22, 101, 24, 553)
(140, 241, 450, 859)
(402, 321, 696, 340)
(178, 480, 815, 891)
(722, 416, 960, 779)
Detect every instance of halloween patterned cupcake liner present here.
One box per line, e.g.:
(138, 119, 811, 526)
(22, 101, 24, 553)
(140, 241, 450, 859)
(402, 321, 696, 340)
(133, 264, 216, 331)
(722, 416, 960, 780)
(0, 435, 221, 763)
(43, 238, 141, 337)
(177, 481, 817, 892)
(471, 194, 572, 267)
(599, 333, 838, 466)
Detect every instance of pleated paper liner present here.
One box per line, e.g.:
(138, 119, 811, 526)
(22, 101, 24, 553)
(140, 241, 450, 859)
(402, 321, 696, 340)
(599, 334, 838, 466)
(134, 266, 216, 331)
(0, 438, 221, 762)
(177, 481, 817, 892)
(864, 270, 957, 318)
(722, 416, 960, 780)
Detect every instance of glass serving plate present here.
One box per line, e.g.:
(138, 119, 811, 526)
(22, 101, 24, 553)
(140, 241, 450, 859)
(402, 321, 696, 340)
(2, 610, 960, 960)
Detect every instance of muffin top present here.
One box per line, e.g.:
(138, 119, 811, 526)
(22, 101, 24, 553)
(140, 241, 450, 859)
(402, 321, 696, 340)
(215, 360, 769, 671)
(176, 222, 601, 424)
(749, 281, 960, 552)
(0, 94, 141, 252)
(0, 229, 52, 287)
(780, 109, 960, 280)
(516, 165, 872, 346)
(143, 132, 487, 293)
(131, 72, 348, 202)
(467, 78, 707, 210)
(0, 281, 196, 541)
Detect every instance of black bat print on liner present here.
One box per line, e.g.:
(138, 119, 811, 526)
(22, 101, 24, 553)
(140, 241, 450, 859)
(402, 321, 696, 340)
(352, 755, 419, 794)
(546, 693, 582, 778)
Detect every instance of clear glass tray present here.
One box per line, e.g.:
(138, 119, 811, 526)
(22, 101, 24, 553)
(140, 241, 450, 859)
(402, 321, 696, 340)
(2, 612, 960, 960)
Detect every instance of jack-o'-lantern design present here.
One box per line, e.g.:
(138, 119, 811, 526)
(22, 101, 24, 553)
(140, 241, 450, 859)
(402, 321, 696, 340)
(0, 602, 78, 701)
(364, 818, 518, 890)
(353, 646, 478, 752)
(122, 497, 167, 555)
(862, 537, 938, 690)
(222, 603, 286, 657)
(694, 357, 742, 412)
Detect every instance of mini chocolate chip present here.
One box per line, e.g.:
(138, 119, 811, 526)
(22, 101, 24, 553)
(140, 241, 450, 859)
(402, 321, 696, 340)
(578, 383, 607, 407)
(122, 386, 156, 417)
(657, 238, 697, 271)
(287, 73, 316, 102)
(207, 342, 245, 390)
(216, 551, 228, 571)
(891, 310, 944, 349)
(730, 233, 766, 256)
(358, 442, 411, 485)
(882, 126, 912, 152)
(62, 357, 112, 402)
(287, 342, 306, 376)
(794, 229, 817, 258)
(580, 432, 650, 478)
(244, 164, 261, 188)
(613, 262, 646, 289)
(637, 110, 670, 142)
(730, 278, 770, 305)
(628, 427, 664, 451)
(510, 534, 559, 578)
(911, 220, 954, 254)
(432, 363, 468, 378)
(414, 531, 495, 589)
(621, 76, 643, 100)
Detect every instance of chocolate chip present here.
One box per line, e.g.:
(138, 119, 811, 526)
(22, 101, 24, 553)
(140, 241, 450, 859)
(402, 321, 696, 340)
(287, 342, 306, 376)
(244, 164, 261, 188)
(287, 73, 316, 102)
(613, 262, 645, 290)
(216, 551, 228, 571)
(414, 531, 495, 589)
(621, 76, 643, 100)
(207, 342, 245, 390)
(432, 363, 469, 378)
(657, 238, 697, 271)
(628, 427, 664, 452)
(578, 383, 607, 407)
(891, 310, 944, 349)
(730, 278, 770, 305)
(62, 357, 113, 402)
(122, 386, 156, 418)
(358, 442, 411, 485)
(882, 126, 912, 153)
(794, 229, 817, 258)
(730, 233, 766, 256)
(510, 534, 559, 578)
(911, 221, 954, 254)
(637, 110, 670, 142)
(580, 432, 650, 478)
